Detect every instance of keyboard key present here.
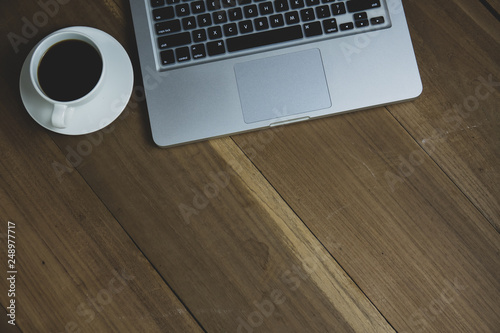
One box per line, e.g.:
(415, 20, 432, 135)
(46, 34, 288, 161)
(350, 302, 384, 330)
(353, 12, 367, 20)
(259, 2, 274, 15)
(207, 40, 226, 55)
(166, 0, 180, 4)
(156, 20, 181, 35)
(331, 3, 346, 15)
(254, 17, 269, 30)
(315, 5, 330, 18)
(322, 18, 338, 33)
(182, 17, 197, 30)
(191, 1, 206, 13)
(227, 25, 303, 52)
(176, 47, 191, 61)
(355, 19, 369, 27)
(223, 23, 238, 36)
(213, 10, 228, 24)
(153, 7, 175, 21)
(222, 0, 237, 7)
(151, 0, 165, 7)
(244, 5, 259, 18)
(239, 20, 254, 33)
(306, 0, 320, 6)
(160, 50, 175, 65)
(321, 0, 335, 3)
(339, 22, 354, 30)
(206, 0, 221, 10)
(229, 7, 243, 21)
(191, 44, 207, 59)
(274, 0, 289, 12)
(300, 8, 315, 21)
(285, 11, 300, 24)
(192, 29, 207, 42)
(290, 0, 305, 9)
(158, 32, 192, 49)
(208, 26, 223, 39)
(270, 14, 284, 27)
(303, 21, 322, 37)
(370, 16, 385, 24)
(346, 0, 381, 12)
(198, 13, 212, 26)
(175, 4, 190, 16)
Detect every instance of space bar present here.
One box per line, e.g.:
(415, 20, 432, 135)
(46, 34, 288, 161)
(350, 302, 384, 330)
(227, 26, 304, 52)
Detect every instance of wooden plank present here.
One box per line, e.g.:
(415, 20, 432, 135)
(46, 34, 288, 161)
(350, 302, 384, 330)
(0, 0, 393, 330)
(231, 0, 500, 330)
(1, 0, 497, 332)
(0, 306, 22, 333)
(454, 0, 500, 42)
(1, 2, 395, 330)
(479, 0, 500, 18)
(0, 85, 203, 332)
(232, 108, 500, 332)
(0, 0, 131, 58)
(0, 2, 202, 332)
(391, 0, 500, 229)
(230, 0, 500, 330)
(47, 108, 395, 331)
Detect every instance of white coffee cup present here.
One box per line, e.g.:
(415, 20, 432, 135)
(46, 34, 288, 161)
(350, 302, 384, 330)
(29, 30, 106, 129)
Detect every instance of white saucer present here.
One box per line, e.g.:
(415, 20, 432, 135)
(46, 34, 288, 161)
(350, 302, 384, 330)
(20, 26, 134, 135)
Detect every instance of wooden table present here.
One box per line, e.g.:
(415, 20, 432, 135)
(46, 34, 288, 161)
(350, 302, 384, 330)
(1, 0, 499, 332)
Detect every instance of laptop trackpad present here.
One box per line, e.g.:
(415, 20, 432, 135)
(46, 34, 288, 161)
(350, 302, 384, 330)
(234, 49, 331, 124)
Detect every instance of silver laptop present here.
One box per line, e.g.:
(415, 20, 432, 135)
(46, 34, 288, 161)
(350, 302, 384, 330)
(129, 0, 421, 147)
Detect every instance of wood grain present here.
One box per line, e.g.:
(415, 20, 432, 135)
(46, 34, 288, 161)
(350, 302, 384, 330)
(457, 0, 500, 43)
(0, 306, 22, 333)
(230, 0, 500, 331)
(0, 0, 498, 332)
(233, 109, 500, 332)
(0, 1, 201, 332)
(0, 77, 202, 333)
(392, 0, 500, 230)
(481, 0, 500, 18)
(47, 110, 394, 331)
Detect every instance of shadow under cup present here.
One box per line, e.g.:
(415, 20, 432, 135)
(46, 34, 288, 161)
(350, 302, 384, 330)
(36, 38, 103, 103)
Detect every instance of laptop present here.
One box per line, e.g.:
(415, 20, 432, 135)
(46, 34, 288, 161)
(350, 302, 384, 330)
(129, 0, 421, 147)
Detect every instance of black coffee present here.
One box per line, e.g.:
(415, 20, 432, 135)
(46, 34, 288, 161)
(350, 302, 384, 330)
(38, 39, 103, 102)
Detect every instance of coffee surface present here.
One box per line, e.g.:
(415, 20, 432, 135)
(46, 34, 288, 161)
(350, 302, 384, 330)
(38, 39, 103, 102)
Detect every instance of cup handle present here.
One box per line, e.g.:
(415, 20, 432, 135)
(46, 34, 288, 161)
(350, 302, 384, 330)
(51, 104, 73, 128)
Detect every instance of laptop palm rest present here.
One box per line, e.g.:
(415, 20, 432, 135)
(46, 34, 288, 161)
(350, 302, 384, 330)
(234, 48, 332, 124)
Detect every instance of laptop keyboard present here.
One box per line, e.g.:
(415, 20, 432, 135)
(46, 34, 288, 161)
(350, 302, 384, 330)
(150, 0, 391, 68)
